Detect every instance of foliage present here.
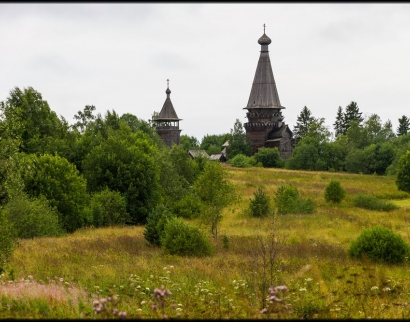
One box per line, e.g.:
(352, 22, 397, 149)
(161, 217, 214, 257)
(396, 150, 410, 193)
(194, 162, 236, 239)
(0, 87, 71, 156)
(3, 193, 63, 239)
(249, 186, 271, 217)
(180, 134, 200, 151)
(169, 144, 199, 185)
(155, 148, 189, 208)
(286, 137, 328, 171)
(226, 119, 252, 160)
(397, 115, 410, 136)
(343, 101, 363, 135)
(171, 193, 204, 219)
(82, 126, 160, 224)
(253, 147, 284, 168)
(72, 105, 96, 134)
(353, 194, 398, 211)
(293, 106, 314, 142)
(274, 184, 314, 215)
(199, 133, 230, 153)
(143, 205, 174, 247)
(0, 212, 17, 273)
(88, 188, 130, 228)
(333, 106, 344, 137)
(324, 180, 345, 203)
(20, 153, 88, 233)
(228, 153, 251, 168)
(349, 226, 410, 264)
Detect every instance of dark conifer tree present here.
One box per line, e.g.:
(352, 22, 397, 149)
(397, 115, 410, 136)
(293, 106, 314, 142)
(333, 106, 344, 137)
(342, 101, 363, 134)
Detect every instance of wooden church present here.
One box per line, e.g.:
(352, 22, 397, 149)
(243, 26, 294, 159)
(154, 80, 182, 147)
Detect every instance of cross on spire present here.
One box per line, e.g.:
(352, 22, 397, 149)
(167, 79, 169, 89)
(263, 23, 265, 33)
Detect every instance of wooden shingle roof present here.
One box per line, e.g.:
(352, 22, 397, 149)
(157, 83, 181, 121)
(246, 31, 285, 110)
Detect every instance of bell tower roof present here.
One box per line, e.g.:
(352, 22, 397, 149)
(157, 79, 181, 121)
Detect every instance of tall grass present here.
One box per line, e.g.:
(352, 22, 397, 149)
(2, 167, 410, 318)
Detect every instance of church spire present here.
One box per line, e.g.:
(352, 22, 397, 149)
(246, 25, 283, 109)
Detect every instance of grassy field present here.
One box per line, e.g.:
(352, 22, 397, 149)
(2, 166, 410, 319)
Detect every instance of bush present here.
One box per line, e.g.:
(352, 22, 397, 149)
(353, 194, 398, 211)
(161, 217, 214, 257)
(3, 194, 63, 238)
(249, 186, 271, 217)
(349, 226, 410, 264)
(143, 205, 174, 247)
(396, 150, 410, 193)
(89, 188, 130, 227)
(274, 184, 314, 215)
(172, 193, 204, 219)
(253, 147, 285, 168)
(324, 180, 345, 203)
(228, 154, 251, 168)
(0, 212, 17, 273)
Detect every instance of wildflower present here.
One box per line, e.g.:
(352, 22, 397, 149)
(371, 286, 379, 291)
(141, 300, 147, 305)
(299, 288, 307, 292)
(118, 311, 126, 318)
(260, 308, 267, 314)
(112, 308, 118, 315)
(305, 278, 313, 282)
(383, 287, 391, 292)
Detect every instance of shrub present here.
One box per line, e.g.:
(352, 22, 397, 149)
(253, 147, 285, 168)
(89, 188, 130, 227)
(396, 150, 410, 193)
(249, 186, 271, 217)
(161, 218, 214, 257)
(172, 193, 204, 219)
(349, 226, 410, 264)
(353, 194, 398, 211)
(324, 180, 345, 203)
(229, 154, 250, 168)
(0, 212, 17, 273)
(143, 205, 174, 247)
(274, 184, 314, 215)
(3, 194, 63, 238)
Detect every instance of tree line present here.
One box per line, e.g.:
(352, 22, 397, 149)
(0, 87, 236, 257)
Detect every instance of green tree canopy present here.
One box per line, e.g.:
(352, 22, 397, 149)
(1, 87, 69, 155)
(226, 119, 252, 160)
(20, 153, 88, 233)
(396, 150, 410, 193)
(82, 124, 161, 224)
(293, 106, 315, 142)
(397, 115, 410, 136)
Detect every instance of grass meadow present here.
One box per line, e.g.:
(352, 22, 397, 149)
(2, 166, 410, 319)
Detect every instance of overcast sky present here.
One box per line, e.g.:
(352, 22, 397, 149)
(1, 3, 410, 141)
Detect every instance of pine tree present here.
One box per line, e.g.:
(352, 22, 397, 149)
(333, 106, 344, 137)
(343, 101, 363, 134)
(293, 106, 314, 142)
(397, 115, 410, 136)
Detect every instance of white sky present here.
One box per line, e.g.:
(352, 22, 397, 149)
(1, 3, 410, 141)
